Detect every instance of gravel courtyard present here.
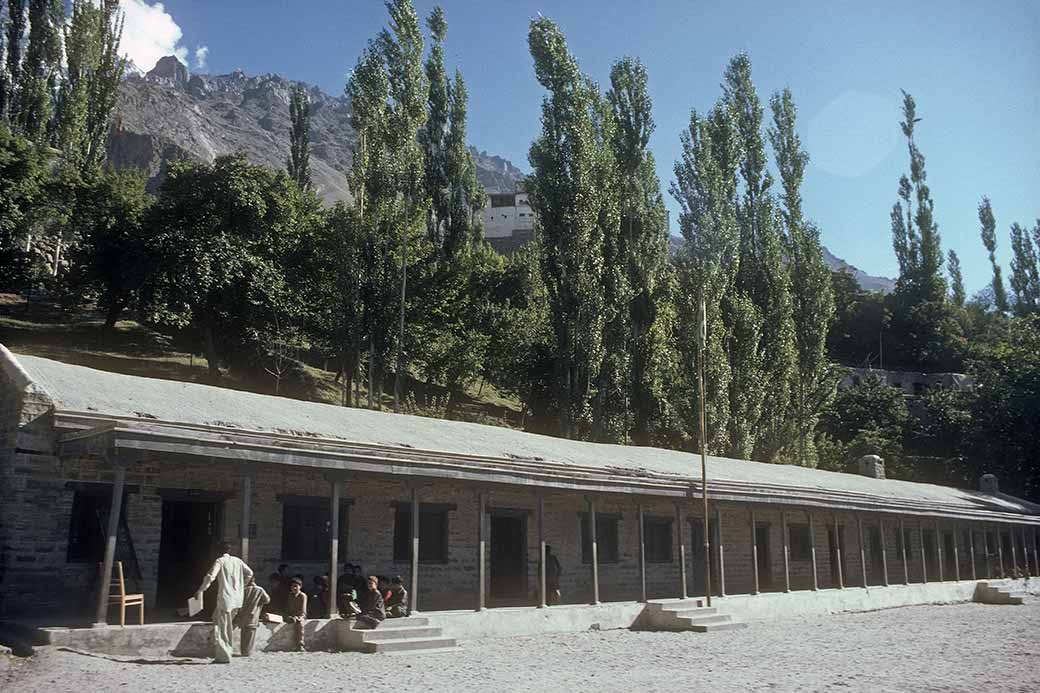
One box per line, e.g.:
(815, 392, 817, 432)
(2, 601, 1037, 693)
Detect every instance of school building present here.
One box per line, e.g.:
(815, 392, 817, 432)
(2, 346, 1039, 644)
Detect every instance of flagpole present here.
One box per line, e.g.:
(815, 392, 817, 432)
(698, 293, 711, 607)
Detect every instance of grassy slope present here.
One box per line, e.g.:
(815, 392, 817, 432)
(0, 294, 521, 429)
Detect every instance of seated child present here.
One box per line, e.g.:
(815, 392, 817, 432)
(385, 575, 408, 618)
(356, 575, 386, 629)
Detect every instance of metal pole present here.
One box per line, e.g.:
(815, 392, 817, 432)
(240, 473, 252, 565)
(328, 479, 340, 618)
(638, 504, 647, 603)
(537, 494, 545, 609)
(479, 491, 487, 611)
(751, 509, 760, 595)
(834, 514, 845, 589)
(899, 518, 908, 584)
(676, 503, 687, 599)
(589, 498, 600, 605)
(858, 515, 867, 587)
(781, 511, 791, 593)
(715, 506, 726, 597)
(697, 295, 711, 607)
(935, 521, 944, 582)
(410, 488, 419, 613)
(952, 524, 960, 582)
(94, 463, 126, 627)
(919, 522, 928, 583)
(968, 524, 977, 581)
(879, 516, 889, 587)
(809, 511, 819, 592)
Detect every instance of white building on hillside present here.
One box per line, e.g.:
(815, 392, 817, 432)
(481, 191, 535, 253)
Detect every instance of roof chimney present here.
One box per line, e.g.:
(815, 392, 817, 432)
(857, 454, 885, 479)
(979, 474, 999, 494)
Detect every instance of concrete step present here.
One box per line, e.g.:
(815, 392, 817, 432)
(374, 617, 429, 627)
(382, 646, 462, 656)
(355, 626, 443, 642)
(688, 620, 748, 633)
(362, 636, 457, 654)
(661, 607, 719, 619)
(676, 614, 733, 627)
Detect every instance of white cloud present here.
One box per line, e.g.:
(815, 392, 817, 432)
(194, 46, 209, 70)
(118, 0, 189, 72)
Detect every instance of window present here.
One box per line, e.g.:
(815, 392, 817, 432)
(788, 523, 812, 561)
(280, 499, 348, 561)
(895, 528, 913, 558)
(644, 517, 673, 563)
(581, 513, 619, 564)
(68, 492, 111, 562)
(393, 505, 450, 563)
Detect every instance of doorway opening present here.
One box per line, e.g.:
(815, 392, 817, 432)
(156, 498, 224, 618)
(489, 512, 527, 604)
(754, 522, 772, 590)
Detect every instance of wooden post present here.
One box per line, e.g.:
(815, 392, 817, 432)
(919, 522, 928, 583)
(781, 511, 791, 593)
(240, 473, 252, 565)
(989, 527, 997, 578)
(715, 506, 726, 597)
(1022, 528, 1031, 577)
(638, 504, 647, 603)
(589, 497, 600, 605)
(479, 491, 487, 611)
(1033, 528, 1039, 580)
(858, 515, 867, 587)
(968, 524, 977, 581)
(410, 488, 419, 614)
(998, 527, 1006, 577)
(751, 508, 760, 595)
(808, 511, 819, 591)
(328, 479, 340, 618)
(899, 518, 909, 584)
(879, 516, 889, 587)
(676, 503, 687, 599)
(834, 514, 844, 589)
(1010, 525, 1019, 576)
(93, 462, 126, 627)
(935, 521, 944, 582)
(537, 494, 545, 608)
(952, 524, 960, 582)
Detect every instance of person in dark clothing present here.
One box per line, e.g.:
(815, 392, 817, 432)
(545, 545, 562, 605)
(385, 575, 408, 618)
(356, 575, 385, 628)
(309, 575, 330, 618)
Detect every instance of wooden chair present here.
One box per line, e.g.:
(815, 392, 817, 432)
(103, 560, 145, 626)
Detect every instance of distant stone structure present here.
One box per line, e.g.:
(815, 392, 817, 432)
(838, 367, 974, 396)
(481, 190, 535, 254)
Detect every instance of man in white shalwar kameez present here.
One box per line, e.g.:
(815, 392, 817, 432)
(196, 542, 253, 663)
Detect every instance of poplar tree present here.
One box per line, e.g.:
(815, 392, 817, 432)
(527, 17, 607, 439)
(442, 69, 484, 254)
(769, 86, 835, 466)
(947, 249, 965, 307)
(18, 0, 63, 143)
(724, 54, 795, 462)
(978, 197, 1009, 313)
(1008, 221, 1039, 315)
(419, 6, 449, 249)
(2, 0, 27, 121)
(287, 84, 311, 190)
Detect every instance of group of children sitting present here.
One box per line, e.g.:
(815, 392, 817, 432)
(249, 562, 409, 651)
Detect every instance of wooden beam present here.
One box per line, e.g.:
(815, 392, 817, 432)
(935, 521, 944, 582)
(410, 487, 419, 614)
(715, 506, 726, 597)
(834, 514, 845, 589)
(997, 526, 1005, 577)
(328, 479, 340, 618)
(879, 516, 889, 587)
(952, 524, 960, 582)
(93, 462, 126, 627)
(638, 504, 647, 603)
(858, 515, 867, 588)
(899, 518, 908, 584)
(589, 497, 600, 605)
(240, 473, 252, 565)
(537, 494, 545, 609)
(968, 524, 977, 581)
(808, 511, 818, 591)
(676, 503, 687, 599)
(781, 510, 791, 593)
(751, 508, 760, 595)
(479, 491, 487, 611)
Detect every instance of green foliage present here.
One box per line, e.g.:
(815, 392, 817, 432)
(827, 270, 888, 366)
(1008, 220, 1039, 315)
(287, 84, 311, 190)
(947, 249, 965, 307)
(0, 125, 43, 289)
(18, 0, 63, 143)
(818, 375, 908, 473)
(2, 0, 28, 119)
(977, 197, 1009, 313)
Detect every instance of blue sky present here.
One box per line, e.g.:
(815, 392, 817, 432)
(130, 1, 1038, 294)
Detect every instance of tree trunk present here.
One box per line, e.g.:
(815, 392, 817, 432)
(203, 324, 221, 382)
(103, 299, 122, 329)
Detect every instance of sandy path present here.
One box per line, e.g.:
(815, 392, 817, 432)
(3, 601, 1038, 693)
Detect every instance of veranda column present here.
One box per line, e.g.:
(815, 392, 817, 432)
(751, 508, 760, 595)
(879, 516, 889, 587)
(899, 518, 909, 584)
(808, 511, 819, 591)
(952, 524, 960, 582)
(715, 506, 726, 597)
(968, 524, 977, 581)
(1020, 527, 1031, 577)
(410, 488, 419, 614)
(834, 514, 845, 589)
(638, 504, 647, 603)
(588, 497, 600, 605)
(240, 472, 253, 565)
(1033, 528, 1039, 579)
(328, 478, 340, 618)
(1009, 525, 1018, 576)
(857, 515, 867, 587)
(996, 526, 1005, 577)
(537, 494, 545, 609)
(479, 491, 487, 611)
(676, 503, 687, 599)
(781, 511, 791, 593)
(94, 461, 127, 627)
(935, 521, 944, 582)
(919, 522, 928, 583)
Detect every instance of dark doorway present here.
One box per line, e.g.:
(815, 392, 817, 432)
(828, 524, 847, 587)
(690, 519, 720, 596)
(489, 513, 527, 603)
(755, 523, 773, 590)
(156, 499, 224, 617)
(868, 526, 884, 585)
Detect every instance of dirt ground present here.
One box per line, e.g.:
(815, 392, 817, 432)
(2, 601, 1037, 693)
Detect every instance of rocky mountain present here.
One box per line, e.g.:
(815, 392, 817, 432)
(107, 56, 525, 204)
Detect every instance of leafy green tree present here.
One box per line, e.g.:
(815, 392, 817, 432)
(1008, 221, 1039, 315)
(946, 249, 965, 307)
(769, 86, 836, 466)
(419, 6, 449, 248)
(442, 70, 485, 256)
(818, 375, 908, 474)
(0, 124, 43, 289)
(827, 270, 888, 367)
(978, 196, 1009, 313)
(527, 17, 608, 439)
(287, 84, 311, 191)
(2, 0, 28, 120)
(18, 0, 63, 143)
